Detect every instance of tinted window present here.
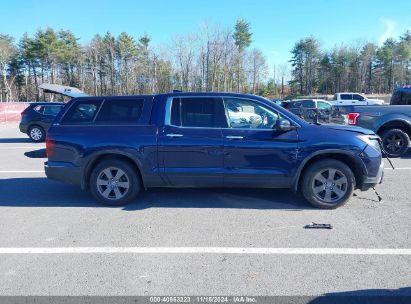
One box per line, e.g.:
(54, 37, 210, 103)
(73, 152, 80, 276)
(43, 105, 63, 116)
(33, 105, 44, 114)
(96, 99, 144, 123)
(170, 98, 181, 126)
(170, 97, 226, 128)
(62, 100, 101, 123)
(352, 94, 365, 101)
(224, 98, 280, 129)
(340, 94, 352, 100)
(289, 102, 301, 108)
(301, 100, 315, 108)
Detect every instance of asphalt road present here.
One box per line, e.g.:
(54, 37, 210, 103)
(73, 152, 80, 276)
(0, 124, 410, 297)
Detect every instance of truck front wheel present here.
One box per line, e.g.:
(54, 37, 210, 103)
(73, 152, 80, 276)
(301, 159, 355, 209)
(89, 159, 141, 206)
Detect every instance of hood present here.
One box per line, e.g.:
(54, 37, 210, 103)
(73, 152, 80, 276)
(39, 83, 89, 98)
(320, 123, 375, 135)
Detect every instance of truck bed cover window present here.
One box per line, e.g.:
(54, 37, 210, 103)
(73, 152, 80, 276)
(62, 100, 101, 124)
(96, 99, 144, 123)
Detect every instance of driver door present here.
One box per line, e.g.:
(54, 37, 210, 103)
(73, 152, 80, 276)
(221, 97, 300, 188)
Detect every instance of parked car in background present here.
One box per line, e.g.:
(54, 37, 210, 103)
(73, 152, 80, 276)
(283, 99, 333, 122)
(390, 86, 411, 105)
(330, 105, 411, 157)
(271, 100, 290, 108)
(284, 99, 333, 111)
(19, 102, 65, 142)
(331, 93, 384, 106)
(45, 92, 383, 209)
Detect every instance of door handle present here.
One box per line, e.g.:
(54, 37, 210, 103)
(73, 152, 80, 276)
(225, 135, 243, 140)
(166, 133, 183, 138)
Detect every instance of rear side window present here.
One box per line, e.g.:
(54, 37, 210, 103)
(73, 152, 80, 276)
(62, 100, 101, 124)
(33, 105, 44, 113)
(96, 99, 144, 123)
(301, 100, 315, 108)
(43, 105, 63, 116)
(170, 97, 227, 128)
(340, 94, 352, 100)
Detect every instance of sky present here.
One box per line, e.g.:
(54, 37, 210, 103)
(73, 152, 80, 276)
(1, 0, 410, 77)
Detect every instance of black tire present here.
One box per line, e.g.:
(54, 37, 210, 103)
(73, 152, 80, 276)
(28, 125, 45, 142)
(301, 159, 355, 209)
(380, 128, 410, 158)
(89, 159, 141, 206)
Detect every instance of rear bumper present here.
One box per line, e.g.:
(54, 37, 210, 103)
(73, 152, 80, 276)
(360, 162, 384, 191)
(19, 123, 27, 134)
(44, 161, 82, 186)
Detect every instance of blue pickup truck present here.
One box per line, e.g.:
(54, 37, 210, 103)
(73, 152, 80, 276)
(45, 92, 383, 209)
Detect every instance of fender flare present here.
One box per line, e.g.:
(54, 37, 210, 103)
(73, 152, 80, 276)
(375, 115, 411, 134)
(81, 149, 145, 190)
(292, 149, 367, 192)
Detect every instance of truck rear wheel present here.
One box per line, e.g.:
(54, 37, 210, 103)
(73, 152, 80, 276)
(89, 159, 141, 206)
(381, 128, 410, 157)
(301, 159, 355, 209)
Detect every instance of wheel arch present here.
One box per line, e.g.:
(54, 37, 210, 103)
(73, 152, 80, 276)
(293, 150, 366, 192)
(27, 124, 45, 133)
(82, 152, 145, 190)
(376, 119, 411, 137)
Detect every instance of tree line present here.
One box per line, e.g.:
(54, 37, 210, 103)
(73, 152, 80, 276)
(290, 32, 411, 96)
(0, 20, 270, 102)
(0, 20, 410, 102)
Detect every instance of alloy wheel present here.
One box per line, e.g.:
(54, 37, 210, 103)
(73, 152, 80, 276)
(311, 168, 348, 204)
(384, 134, 404, 153)
(30, 128, 43, 141)
(96, 167, 130, 200)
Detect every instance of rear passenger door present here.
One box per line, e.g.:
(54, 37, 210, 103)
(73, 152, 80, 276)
(158, 96, 227, 186)
(338, 94, 353, 105)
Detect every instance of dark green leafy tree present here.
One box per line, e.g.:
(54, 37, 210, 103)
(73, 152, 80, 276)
(233, 19, 252, 92)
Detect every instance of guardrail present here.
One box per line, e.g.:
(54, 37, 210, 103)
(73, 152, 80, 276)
(0, 102, 30, 123)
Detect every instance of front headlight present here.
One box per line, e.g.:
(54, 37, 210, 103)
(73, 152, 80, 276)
(358, 135, 381, 152)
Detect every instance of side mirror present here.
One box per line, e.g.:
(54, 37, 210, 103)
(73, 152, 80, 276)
(275, 119, 296, 132)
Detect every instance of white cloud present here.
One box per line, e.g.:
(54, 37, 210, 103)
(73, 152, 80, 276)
(379, 17, 397, 44)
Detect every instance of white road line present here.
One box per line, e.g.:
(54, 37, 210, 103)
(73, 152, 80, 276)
(385, 167, 411, 170)
(0, 247, 409, 255)
(0, 146, 43, 149)
(0, 170, 44, 173)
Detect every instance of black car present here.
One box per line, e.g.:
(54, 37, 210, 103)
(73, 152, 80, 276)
(390, 86, 411, 105)
(283, 99, 334, 123)
(19, 102, 65, 142)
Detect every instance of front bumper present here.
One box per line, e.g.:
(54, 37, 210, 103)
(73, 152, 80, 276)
(360, 162, 384, 191)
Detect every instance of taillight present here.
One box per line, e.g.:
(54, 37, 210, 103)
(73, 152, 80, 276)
(348, 112, 360, 125)
(46, 137, 55, 158)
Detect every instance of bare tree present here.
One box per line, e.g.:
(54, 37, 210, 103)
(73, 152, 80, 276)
(0, 34, 16, 102)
